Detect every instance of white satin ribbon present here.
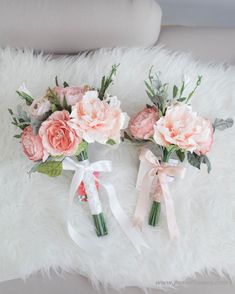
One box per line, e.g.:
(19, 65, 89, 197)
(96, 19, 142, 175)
(63, 157, 148, 254)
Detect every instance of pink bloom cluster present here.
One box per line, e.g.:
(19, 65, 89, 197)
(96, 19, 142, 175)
(21, 88, 129, 162)
(129, 104, 213, 155)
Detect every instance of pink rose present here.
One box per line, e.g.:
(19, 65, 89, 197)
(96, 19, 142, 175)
(39, 110, 81, 158)
(53, 86, 87, 106)
(129, 107, 159, 139)
(153, 104, 214, 153)
(30, 97, 51, 119)
(70, 91, 129, 144)
(21, 125, 44, 161)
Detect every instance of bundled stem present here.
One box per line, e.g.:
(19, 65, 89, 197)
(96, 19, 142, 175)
(77, 146, 108, 237)
(148, 148, 171, 226)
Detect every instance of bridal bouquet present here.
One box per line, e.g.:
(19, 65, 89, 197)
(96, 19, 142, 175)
(127, 69, 233, 238)
(9, 65, 130, 238)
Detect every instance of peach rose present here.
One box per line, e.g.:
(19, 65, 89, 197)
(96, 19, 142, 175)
(39, 110, 81, 158)
(21, 125, 44, 161)
(29, 97, 51, 119)
(153, 104, 214, 153)
(70, 91, 129, 144)
(129, 107, 159, 139)
(53, 86, 86, 106)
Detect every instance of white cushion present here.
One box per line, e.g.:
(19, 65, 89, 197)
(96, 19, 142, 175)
(0, 0, 162, 53)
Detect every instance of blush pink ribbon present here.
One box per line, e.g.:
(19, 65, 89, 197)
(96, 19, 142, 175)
(134, 148, 186, 239)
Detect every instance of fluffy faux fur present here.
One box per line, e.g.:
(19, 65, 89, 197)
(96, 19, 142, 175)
(0, 47, 234, 289)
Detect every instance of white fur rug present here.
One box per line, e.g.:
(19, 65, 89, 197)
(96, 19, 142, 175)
(0, 47, 235, 289)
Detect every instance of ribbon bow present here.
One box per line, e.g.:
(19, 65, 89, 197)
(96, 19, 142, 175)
(63, 157, 147, 254)
(134, 148, 186, 239)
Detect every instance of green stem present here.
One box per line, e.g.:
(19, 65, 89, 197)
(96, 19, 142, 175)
(76, 148, 88, 161)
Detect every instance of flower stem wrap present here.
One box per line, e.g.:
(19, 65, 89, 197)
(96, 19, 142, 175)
(134, 148, 186, 239)
(63, 157, 148, 253)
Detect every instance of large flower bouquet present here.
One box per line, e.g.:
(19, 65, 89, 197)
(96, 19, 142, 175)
(9, 65, 130, 238)
(127, 69, 233, 238)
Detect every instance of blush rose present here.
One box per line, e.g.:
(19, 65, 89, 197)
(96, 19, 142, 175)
(153, 104, 214, 154)
(129, 107, 159, 139)
(21, 125, 44, 161)
(70, 91, 129, 144)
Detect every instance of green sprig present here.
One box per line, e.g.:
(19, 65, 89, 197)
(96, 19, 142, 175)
(98, 64, 120, 100)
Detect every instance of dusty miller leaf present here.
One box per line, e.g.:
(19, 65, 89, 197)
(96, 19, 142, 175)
(213, 118, 233, 131)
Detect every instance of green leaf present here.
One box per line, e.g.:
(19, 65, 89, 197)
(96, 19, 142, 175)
(98, 64, 120, 100)
(187, 152, 201, 170)
(63, 95, 68, 109)
(28, 161, 43, 176)
(14, 134, 22, 139)
(165, 144, 176, 153)
(8, 108, 13, 115)
(55, 76, 59, 86)
(187, 152, 212, 173)
(63, 81, 69, 88)
(173, 85, 178, 98)
(185, 75, 203, 103)
(145, 81, 155, 97)
(197, 75, 203, 86)
(75, 141, 88, 156)
(36, 161, 63, 177)
(16, 91, 34, 105)
(51, 104, 58, 112)
(179, 81, 185, 97)
(201, 155, 212, 173)
(106, 139, 116, 145)
(176, 149, 185, 162)
(177, 97, 187, 102)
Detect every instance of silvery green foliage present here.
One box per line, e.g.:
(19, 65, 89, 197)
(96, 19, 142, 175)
(213, 118, 233, 131)
(30, 117, 43, 135)
(8, 105, 30, 136)
(145, 69, 202, 116)
(16, 105, 30, 122)
(187, 152, 212, 173)
(145, 70, 168, 115)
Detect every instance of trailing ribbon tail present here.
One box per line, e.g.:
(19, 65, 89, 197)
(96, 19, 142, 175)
(134, 148, 186, 239)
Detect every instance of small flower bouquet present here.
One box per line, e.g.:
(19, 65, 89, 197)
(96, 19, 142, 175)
(9, 65, 129, 238)
(127, 69, 233, 238)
